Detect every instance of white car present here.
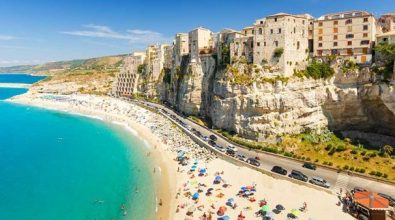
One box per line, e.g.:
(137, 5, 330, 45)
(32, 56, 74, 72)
(216, 146, 226, 152)
(309, 176, 330, 188)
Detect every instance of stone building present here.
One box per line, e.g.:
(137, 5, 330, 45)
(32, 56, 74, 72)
(145, 44, 169, 82)
(377, 14, 395, 34)
(216, 29, 244, 64)
(242, 26, 254, 36)
(174, 33, 189, 67)
(113, 52, 146, 96)
(253, 13, 312, 76)
(313, 11, 376, 64)
(230, 35, 254, 64)
(189, 27, 214, 63)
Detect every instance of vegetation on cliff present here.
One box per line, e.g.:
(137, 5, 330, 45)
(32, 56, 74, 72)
(294, 59, 335, 79)
(373, 41, 395, 81)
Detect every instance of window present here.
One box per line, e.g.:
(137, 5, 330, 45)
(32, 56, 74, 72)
(363, 48, 368, 54)
(257, 42, 261, 46)
(347, 41, 352, 46)
(363, 17, 368, 22)
(363, 25, 369, 31)
(319, 29, 323, 34)
(260, 21, 263, 24)
(317, 50, 323, 56)
(303, 20, 305, 25)
(333, 27, 338, 33)
(363, 33, 368, 38)
(264, 42, 266, 46)
(361, 40, 370, 45)
(294, 27, 296, 33)
(347, 26, 352, 32)
(333, 42, 338, 47)
(278, 28, 282, 34)
(346, 34, 354, 39)
(345, 19, 352, 25)
(318, 36, 323, 41)
(270, 29, 273, 34)
(297, 41, 300, 49)
(274, 18, 277, 22)
(259, 28, 263, 35)
(275, 41, 278, 47)
(318, 43, 322, 47)
(318, 22, 323, 27)
(334, 20, 338, 25)
(252, 30, 255, 34)
(347, 48, 353, 55)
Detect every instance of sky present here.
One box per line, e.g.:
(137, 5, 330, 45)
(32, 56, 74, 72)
(0, 0, 394, 67)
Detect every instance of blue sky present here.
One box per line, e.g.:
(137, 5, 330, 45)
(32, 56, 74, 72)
(0, 0, 394, 67)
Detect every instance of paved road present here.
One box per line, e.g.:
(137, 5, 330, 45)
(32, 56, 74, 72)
(128, 98, 395, 198)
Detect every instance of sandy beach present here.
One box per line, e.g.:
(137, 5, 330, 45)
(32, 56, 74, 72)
(10, 92, 355, 220)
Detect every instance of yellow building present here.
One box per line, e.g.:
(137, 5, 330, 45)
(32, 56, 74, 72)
(313, 11, 376, 64)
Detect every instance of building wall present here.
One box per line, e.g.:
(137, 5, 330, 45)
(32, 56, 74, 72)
(230, 36, 254, 63)
(114, 52, 145, 96)
(189, 27, 213, 63)
(253, 14, 310, 76)
(378, 14, 395, 33)
(174, 33, 189, 66)
(313, 11, 376, 64)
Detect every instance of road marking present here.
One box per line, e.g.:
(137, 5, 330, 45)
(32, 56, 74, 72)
(333, 173, 350, 193)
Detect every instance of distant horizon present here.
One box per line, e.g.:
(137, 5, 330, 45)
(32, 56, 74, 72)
(1, 0, 394, 67)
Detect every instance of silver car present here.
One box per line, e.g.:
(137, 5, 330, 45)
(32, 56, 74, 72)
(309, 176, 330, 188)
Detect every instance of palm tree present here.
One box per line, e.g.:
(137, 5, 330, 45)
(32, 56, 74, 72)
(382, 145, 394, 156)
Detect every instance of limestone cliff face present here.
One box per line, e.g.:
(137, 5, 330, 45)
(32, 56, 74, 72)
(157, 59, 395, 146)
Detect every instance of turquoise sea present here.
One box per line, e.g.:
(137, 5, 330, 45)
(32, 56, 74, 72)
(0, 74, 156, 220)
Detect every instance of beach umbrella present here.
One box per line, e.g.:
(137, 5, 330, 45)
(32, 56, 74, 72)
(227, 198, 235, 203)
(261, 205, 270, 212)
(291, 209, 300, 217)
(217, 206, 227, 216)
(191, 165, 197, 169)
(218, 216, 230, 220)
(275, 204, 285, 210)
(192, 192, 199, 200)
(187, 205, 196, 213)
(199, 168, 206, 174)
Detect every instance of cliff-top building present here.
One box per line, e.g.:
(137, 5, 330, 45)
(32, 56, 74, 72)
(377, 14, 395, 34)
(189, 27, 214, 63)
(313, 11, 376, 64)
(253, 13, 312, 76)
(174, 33, 189, 67)
(113, 51, 146, 96)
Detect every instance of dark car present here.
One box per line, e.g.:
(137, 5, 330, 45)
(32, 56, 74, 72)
(271, 166, 287, 175)
(226, 149, 236, 157)
(246, 158, 261, 167)
(378, 193, 395, 206)
(351, 187, 367, 194)
(288, 170, 308, 182)
(208, 140, 217, 147)
(302, 162, 317, 170)
(209, 135, 217, 141)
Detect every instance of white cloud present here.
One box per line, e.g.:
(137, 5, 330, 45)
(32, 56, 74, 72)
(0, 35, 16, 41)
(61, 25, 170, 44)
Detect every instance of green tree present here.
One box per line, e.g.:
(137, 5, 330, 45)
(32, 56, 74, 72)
(373, 42, 395, 81)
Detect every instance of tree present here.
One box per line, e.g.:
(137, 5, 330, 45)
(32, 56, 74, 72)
(373, 42, 395, 81)
(382, 145, 394, 156)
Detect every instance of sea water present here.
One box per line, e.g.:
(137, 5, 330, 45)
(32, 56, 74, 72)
(0, 74, 156, 219)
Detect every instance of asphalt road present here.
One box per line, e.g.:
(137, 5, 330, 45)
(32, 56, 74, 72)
(130, 99, 395, 198)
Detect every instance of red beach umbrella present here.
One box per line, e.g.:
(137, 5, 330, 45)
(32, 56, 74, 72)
(353, 191, 389, 210)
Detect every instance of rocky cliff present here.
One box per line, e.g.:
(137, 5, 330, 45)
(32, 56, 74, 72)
(153, 58, 395, 147)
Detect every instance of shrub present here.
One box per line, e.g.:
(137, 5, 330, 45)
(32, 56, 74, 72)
(375, 172, 383, 177)
(362, 156, 370, 161)
(343, 165, 349, 170)
(328, 162, 333, 166)
(273, 48, 284, 58)
(328, 148, 335, 156)
(369, 153, 377, 158)
(383, 174, 388, 178)
(349, 167, 354, 171)
(350, 150, 357, 154)
(325, 144, 333, 151)
(314, 159, 319, 163)
(369, 171, 376, 176)
(336, 145, 346, 152)
(306, 157, 311, 161)
(355, 168, 360, 172)
(323, 161, 328, 165)
(359, 169, 366, 173)
(360, 151, 366, 156)
(283, 152, 293, 157)
(305, 59, 335, 79)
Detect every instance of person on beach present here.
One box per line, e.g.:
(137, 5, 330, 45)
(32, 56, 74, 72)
(238, 211, 246, 220)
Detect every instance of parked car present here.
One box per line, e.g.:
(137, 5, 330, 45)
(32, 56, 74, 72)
(309, 176, 330, 188)
(352, 187, 367, 194)
(246, 158, 260, 167)
(302, 162, 317, 170)
(378, 193, 395, 206)
(216, 145, 226, 153)
(236, 154, 247, 162)
(209, 135, 217, 141)
(202, 136, 209, 142)
(208, 140, 217, 147)
(288, 170, 308, 182)
(226, 149, 236, 157)
(271, 166, 287, 175)
(227, 145, 238, 152)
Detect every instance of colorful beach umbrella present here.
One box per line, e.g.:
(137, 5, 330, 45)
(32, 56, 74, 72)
(291, 209, 300, 217)
(218, 216, 230, 220)
(261, 205, 270, 212)
(192, 192, 199, 200)
(265, 211, 275, 218)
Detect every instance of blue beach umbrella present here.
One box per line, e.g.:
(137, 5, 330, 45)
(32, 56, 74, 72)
(215, 176, 222, 181)
(199, 168, 207, 174)
(218, 215, 230, 220)
(192, 192, 199, 200)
